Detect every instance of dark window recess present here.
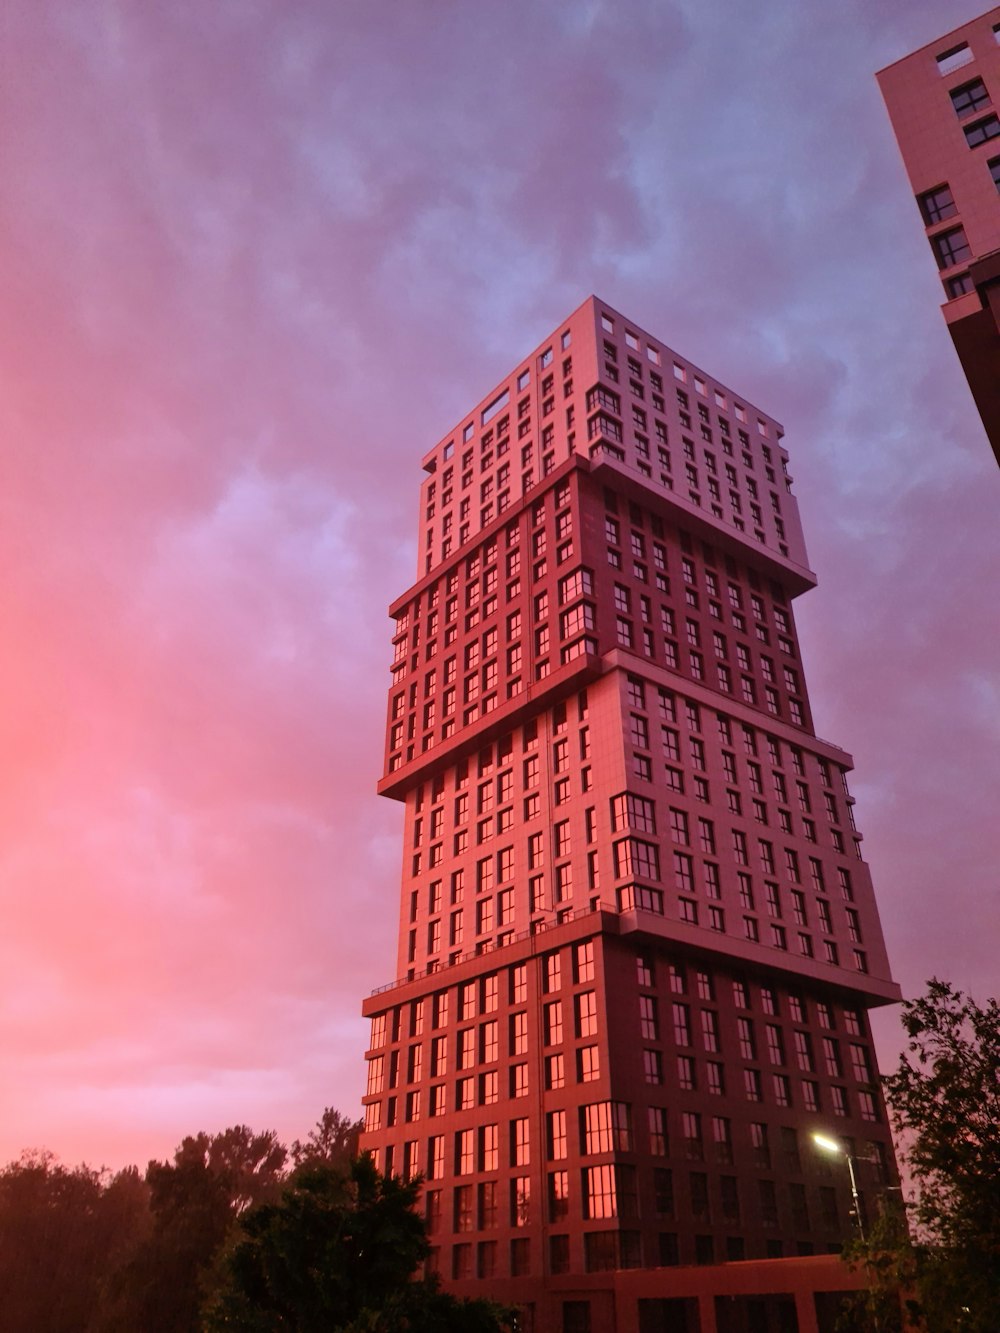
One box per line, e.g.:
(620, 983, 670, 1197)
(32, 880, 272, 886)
(936, 43, 973, 77)
(950, 78, 991, 119)
(918, 184, 957, 225)
(990, 156, 1000, 192)
(932, 226, 972, 270)
(945, 272, 974, 299)
(965, 115, 1000, 148)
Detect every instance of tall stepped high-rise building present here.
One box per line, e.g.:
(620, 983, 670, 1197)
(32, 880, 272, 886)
(360, 297, 900, 1333)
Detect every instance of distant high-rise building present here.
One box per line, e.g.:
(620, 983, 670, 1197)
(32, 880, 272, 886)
(360, 297, 900, 1332)
(878, 5, 1000, 467)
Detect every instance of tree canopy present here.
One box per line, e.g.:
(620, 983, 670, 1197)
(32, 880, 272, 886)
(0, 1110, 513, 1332)
(205, 1154, 514, 1332)
(842, 979, 1000, 1331)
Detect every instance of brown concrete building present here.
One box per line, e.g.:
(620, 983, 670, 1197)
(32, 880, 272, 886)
(360, 297, 900, 1331)
(878, 6, 1000, 467)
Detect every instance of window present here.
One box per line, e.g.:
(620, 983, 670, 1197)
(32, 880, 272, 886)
(737, 1018, 756, 1060)
(937, 42, 973, 76)
(548, 1170, 569, 1221)
(672, 1001, 692, 1046)
(965, 115, 1000, 148)
(951, 77, 991, 119)
(701, 1009, 720, 1051)
(583, 1164, 618, 1220)
(578, 1046, 601, 1082)
(582, 1101, 632, 1154)
(947, 270, 975, 298)
(512, 1117, 530, 1166)
(648, 1106, 668, 1156)
(850, 1043, 873, 1084)
(575, 991, 598, 1038)
(682, 1111, 703, 1159)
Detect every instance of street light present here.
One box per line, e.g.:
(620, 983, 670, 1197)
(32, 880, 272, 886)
(812, 1132, 864, 1240)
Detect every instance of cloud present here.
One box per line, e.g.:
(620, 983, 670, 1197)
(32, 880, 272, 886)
(1, 0, 996, 1166)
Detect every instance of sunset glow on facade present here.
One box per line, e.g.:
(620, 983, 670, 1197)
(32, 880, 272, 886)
(361, 299, 901, 1329)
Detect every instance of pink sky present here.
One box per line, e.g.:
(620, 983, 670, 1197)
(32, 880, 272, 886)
(2, 0, 998, 1171)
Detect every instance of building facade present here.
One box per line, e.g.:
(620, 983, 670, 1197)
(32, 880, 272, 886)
(878, 5, 1000, 467)
(360, 298, 900, 1333)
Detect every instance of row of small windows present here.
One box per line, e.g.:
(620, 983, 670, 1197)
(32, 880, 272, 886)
(622, 675, 842, 785)
(368, 1092, 883, 1184)
(426, 346, 576, 567)
(599, 310, 774, 439)
(917, 69, 1000, 299)
(371, 949, 869, 1047)
(587, 367, 789, 551)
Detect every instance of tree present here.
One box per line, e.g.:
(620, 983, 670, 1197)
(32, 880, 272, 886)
(843, 979, 1000, 1332)
(290, 1107, 362, 1174)
(0, 1151, 149, 1332)
(204, 1154, 514, 1332)
(111, 1126, 287, 1332)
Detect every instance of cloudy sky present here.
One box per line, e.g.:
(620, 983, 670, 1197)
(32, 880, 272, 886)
(3, 0, 998, 1170)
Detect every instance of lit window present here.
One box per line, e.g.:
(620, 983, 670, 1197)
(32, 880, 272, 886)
(578, 1046, 601, 1082)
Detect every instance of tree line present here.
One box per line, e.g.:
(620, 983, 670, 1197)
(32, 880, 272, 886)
(0, 1109, 512, 1332)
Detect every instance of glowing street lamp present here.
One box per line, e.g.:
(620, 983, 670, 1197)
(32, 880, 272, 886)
(812, 1132, 865, 1240)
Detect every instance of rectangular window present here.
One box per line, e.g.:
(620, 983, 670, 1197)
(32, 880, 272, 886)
(544, 1000, 563, 1045)
(511, 1117, 530, 1167)
(643, 1048, 663, 1084)
(547, 1109, 567, 1160)
(737, 1017, 757, 1060)
(937, 42, 973, 76)
(951, 77, 991, 119)
(578, 1045, 600, 1082)
(583, 1164, 618, 1220)
(510, 1010, 528, 1056)
(965, 115, 1000, 148)
(575, 991, 598, 1038)
(648, 1106, 668, 1156)
(479, 1123, 499, 1172)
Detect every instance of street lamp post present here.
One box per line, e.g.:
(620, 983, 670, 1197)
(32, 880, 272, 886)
(813, 1132, 865, 1241)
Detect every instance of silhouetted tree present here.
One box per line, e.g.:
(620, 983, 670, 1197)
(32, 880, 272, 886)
(204, 1154, 514, 1332)
(290, 1106, 362, 1174)
(0, 1151, 149, 1332)
(840, 980, 1000, 1331)
(112, 1126, 286, 1332)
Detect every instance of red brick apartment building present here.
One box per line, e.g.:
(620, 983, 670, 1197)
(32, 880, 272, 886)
(360, 297, 901, 1332)
(878, 6, 1000, 467)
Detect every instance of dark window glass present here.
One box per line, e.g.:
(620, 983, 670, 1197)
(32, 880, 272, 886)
(965, 115, 1000, 147)
(945, 272, 974, 298)
(918, 184, 957, 225)
(990, 156, 1000, 191)
(951, 78, 991, 119)
(932, 227, 972, 270)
